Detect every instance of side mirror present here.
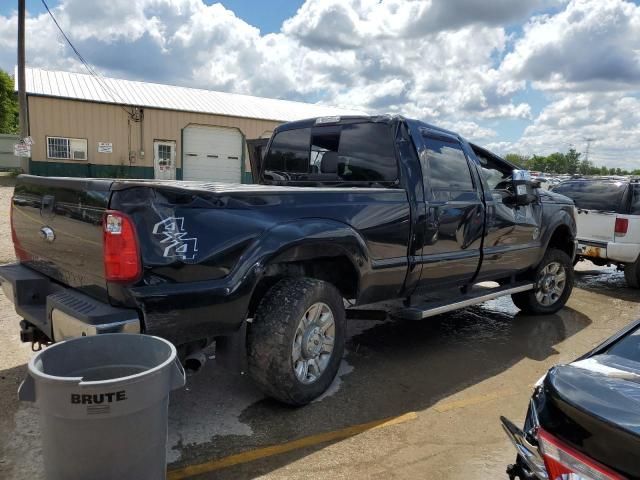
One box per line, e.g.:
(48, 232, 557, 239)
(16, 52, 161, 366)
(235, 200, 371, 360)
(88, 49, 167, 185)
(512, 170, 538, 206)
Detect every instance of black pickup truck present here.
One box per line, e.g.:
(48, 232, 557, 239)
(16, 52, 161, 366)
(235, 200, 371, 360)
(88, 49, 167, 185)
(1, 115, 577, 405)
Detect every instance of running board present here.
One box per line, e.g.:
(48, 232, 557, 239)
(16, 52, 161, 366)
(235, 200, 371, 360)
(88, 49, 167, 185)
(393, 282, 534, 320)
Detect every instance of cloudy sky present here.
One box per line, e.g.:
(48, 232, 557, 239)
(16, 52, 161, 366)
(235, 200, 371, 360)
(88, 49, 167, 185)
(1, 0, 639, 169)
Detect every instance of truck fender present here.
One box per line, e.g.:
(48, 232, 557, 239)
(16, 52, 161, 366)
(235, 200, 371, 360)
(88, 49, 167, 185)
(535, 209, 577, 266)
(216, 219, 370, 374)
(247, 218, 370, 290)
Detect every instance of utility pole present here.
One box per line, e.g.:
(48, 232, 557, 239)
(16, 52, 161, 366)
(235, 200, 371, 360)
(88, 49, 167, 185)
(18, 0, 29, 173)
(584, 137, 596, 163)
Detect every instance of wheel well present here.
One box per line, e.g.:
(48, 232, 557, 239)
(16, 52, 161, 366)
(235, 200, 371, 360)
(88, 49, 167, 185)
(247, 256, 359, 317)
(547, 224, 574, 257)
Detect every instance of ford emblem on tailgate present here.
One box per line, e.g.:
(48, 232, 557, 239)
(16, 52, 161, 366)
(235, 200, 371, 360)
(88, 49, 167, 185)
(40, 226, 55, 243)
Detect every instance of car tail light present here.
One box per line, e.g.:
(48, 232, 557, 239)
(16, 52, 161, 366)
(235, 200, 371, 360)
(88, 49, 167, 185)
(10, 200, 29, 261)
(538, 428, 625, 480)
(103, 211, 141, 283)
(615, 217, 629, 236)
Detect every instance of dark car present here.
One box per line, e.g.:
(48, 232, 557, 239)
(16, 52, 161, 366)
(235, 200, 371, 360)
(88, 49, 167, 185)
(1, 115, 577, 405)
(501, 319, 640, 479)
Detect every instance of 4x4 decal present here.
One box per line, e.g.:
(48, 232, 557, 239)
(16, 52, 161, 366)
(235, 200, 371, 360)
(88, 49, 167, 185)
(152, 217, 198, 260)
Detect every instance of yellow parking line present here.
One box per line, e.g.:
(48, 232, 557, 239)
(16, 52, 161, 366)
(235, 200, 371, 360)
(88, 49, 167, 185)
(433, 388, 517, 413)
(167, 411, 418, 479)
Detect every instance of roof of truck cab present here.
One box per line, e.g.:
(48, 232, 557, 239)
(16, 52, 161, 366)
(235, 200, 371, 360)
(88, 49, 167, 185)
(274, 115, 460, 137)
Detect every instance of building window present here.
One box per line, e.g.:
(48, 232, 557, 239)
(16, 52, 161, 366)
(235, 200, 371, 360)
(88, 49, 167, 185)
(46, 136, 88, 160)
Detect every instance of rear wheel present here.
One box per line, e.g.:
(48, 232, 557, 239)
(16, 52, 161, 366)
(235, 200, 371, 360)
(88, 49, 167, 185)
(624, 258, 640, 288)
(512, 248, 574, 315)
(247, 277, 345, 406)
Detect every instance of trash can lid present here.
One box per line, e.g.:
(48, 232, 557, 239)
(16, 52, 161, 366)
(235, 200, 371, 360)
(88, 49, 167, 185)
(27, 334, 178, 387)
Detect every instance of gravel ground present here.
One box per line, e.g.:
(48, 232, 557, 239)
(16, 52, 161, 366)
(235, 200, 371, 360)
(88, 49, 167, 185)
(0, 178, 15, 264)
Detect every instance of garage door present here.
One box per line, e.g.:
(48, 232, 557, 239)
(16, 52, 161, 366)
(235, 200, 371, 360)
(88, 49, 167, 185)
(183, 125, 243, 182)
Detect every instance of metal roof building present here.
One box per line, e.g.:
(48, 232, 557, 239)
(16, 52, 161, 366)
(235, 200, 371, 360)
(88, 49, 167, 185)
(20, 67, 364, 181)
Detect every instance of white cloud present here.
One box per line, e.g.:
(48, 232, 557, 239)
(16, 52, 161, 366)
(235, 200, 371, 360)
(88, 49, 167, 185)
(0, 0, 639, 169)
(491, 92, 640, 170)
(501, 0, 640, 91)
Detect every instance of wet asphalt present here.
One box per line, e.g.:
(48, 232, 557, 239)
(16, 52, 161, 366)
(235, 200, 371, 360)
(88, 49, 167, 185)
(1, 261, 638, 479)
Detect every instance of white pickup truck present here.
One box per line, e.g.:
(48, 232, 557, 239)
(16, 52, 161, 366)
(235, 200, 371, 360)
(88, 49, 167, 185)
(553, 177, 640, 287)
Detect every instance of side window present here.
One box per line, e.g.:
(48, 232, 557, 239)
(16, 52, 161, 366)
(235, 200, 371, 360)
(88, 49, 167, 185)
(475, 153, 512, 190)
(423, 136, 474, 191)
(263, 128, 311, 175)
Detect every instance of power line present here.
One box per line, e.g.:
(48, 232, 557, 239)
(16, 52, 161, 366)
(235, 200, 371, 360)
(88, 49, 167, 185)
(40, 0, 134, 116)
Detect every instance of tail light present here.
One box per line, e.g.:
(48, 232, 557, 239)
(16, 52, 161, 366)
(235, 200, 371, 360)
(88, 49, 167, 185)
(10, 199, 29, 261)
(615, 217, 629, 236)
(538, 428, 625, 480)
(103, 211, 141, 283)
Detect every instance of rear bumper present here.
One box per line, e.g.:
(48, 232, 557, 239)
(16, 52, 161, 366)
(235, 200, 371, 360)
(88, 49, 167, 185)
(577, 240, 640, 264)
(0, 263, 140, 342)
(501, 415, 547, 480)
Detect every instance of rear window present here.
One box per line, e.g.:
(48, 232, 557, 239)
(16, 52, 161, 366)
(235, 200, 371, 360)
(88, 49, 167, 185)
(263, 122, 398, 184)
(631, 185, 640, 215)
(553, 180, 627, 212)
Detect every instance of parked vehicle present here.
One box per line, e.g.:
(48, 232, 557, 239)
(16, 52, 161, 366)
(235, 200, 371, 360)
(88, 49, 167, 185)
(553, 177, 640, 287)
(501, 318, 640, 480)
(0, 115, 577, 405)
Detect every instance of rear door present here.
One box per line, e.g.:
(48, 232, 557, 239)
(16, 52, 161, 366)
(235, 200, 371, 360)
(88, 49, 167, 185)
(415, 130, 484, 290)
(553, 180, 627, 250)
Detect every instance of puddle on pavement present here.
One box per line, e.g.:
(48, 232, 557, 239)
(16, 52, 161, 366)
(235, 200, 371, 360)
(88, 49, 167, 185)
(167, 320, 380, 463)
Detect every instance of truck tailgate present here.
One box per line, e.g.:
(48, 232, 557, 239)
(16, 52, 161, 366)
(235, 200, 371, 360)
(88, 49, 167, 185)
(11, 175, 113, 302)
(576, 209, 616, 244)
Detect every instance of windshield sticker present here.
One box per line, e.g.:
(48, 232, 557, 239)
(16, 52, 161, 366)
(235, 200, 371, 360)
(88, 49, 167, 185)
(153, 217, 198, 260)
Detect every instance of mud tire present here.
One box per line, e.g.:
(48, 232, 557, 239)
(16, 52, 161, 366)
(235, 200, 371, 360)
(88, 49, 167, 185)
(247, 277, 345, 406)
(512, 248, 574, 315)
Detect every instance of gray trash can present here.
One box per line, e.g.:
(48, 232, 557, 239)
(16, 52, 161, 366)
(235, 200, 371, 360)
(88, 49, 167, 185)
(18, 333, 185, 480)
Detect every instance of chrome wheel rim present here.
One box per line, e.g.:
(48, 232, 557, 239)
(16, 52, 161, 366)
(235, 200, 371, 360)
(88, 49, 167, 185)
(292, 302, 335, 384)
(535, 261, 566, 307)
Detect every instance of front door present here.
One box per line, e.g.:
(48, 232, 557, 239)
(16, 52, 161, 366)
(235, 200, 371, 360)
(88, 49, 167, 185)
(473, 148, 542, 280)
(154, 140, 176, 180)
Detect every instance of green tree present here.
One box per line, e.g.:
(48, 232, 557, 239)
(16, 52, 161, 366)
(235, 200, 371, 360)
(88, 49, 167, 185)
(0, 69, 19, 134)
(504, 153, 530, 168)
(565, 148, 581, 175)
(578, 159, 592, 175)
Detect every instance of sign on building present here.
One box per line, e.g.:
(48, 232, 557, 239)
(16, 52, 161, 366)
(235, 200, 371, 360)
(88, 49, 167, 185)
(98, 142, 113, 153)
(13, 143, 31, 157)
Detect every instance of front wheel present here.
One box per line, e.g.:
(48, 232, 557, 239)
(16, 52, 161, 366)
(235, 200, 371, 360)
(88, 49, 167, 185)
(247, 277, 345, 406)
(512, 248, 574, 315)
